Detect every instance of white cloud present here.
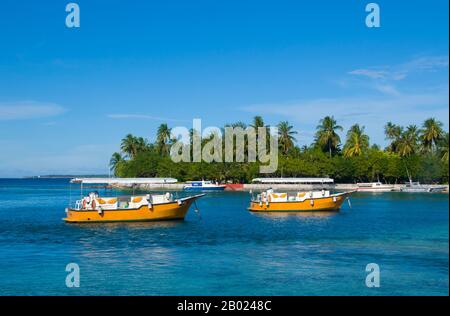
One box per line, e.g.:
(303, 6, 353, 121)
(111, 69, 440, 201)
(245, 55, 449, 146)
(373, 84, 401, 96)
(348, 69, 387, 79)
(348, 55, 449, 82)
(401, 56, 449, 71)
(241, 87, 449, 146)
(0, 101, 66, 120)
(107, 113, 189, 123)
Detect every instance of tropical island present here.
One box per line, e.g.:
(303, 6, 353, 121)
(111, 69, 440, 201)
(109, 116, 449, 184)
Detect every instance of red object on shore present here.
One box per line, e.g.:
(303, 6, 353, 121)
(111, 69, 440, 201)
(225, 184, 244, 191)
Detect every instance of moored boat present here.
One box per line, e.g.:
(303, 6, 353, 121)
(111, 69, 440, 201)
(183, 180, 226, 191)
(64, 191, 205, 223)
(248, 189, 354, 212)
(356, 182, 394, 192)
(400, 180, 447, 193)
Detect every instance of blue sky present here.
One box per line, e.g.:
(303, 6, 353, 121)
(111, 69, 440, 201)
(0, 0, 448, 177)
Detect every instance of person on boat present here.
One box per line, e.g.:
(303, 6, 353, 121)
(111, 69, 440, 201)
(165, 192, 173, 201)
(261, 191, 267, 203)
(83, 195, 91, 209)
(82, 192, 99, 210)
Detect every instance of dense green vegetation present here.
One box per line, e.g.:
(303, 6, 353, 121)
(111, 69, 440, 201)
(110, 116, 449, 184)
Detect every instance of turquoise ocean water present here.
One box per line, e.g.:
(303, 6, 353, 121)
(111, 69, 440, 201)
(0, 178, 448, 295)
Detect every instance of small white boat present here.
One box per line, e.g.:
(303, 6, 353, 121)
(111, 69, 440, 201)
(400, 180, 447, 193)
(356, 182, 395, 192)
(183, 180, 226, 191)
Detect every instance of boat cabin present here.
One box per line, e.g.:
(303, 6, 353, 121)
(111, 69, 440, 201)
(77, 191, 174, 211)
(255, 189, 331, 203)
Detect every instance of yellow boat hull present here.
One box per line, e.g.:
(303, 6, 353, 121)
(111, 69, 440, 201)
(248, 193, 350, 212)
(64, 196, 199, 223)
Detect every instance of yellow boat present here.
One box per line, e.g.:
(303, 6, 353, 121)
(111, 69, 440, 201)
(64, 192, 205, 223)
(248, 189, 354, 212)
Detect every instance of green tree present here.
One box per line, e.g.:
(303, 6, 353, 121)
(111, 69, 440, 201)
(250, 116, 264, 129)
(111, 117, 449, 184)
(135, 137, 149, 153)
(439, 132, 449, 163)
(420, 118, 444, 153)
(109, 152, 124, 176)
(120, 134, 139, 159)
(343, 124, 369, 157)
(156, 123, 172, 155)
(384, 122, 403, 152)
(277, 121, 298, 155)
(397, 125, 419, 157)
(315, 116, 343, 157)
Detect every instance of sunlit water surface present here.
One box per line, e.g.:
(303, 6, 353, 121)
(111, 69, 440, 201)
(0, 178, 448, 295)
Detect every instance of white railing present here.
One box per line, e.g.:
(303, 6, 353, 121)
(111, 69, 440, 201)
(74, 200, 82, 210)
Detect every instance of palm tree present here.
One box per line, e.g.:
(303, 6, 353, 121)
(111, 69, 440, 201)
(156, 123, 172, 155)
(371, 144, 381, 151)
(384, 122, 401, 139)
(277, 121, 297, 155)
(135, 137, 149, 153)
(251, 116, 264, 129)
(300, 145, 309, 152)
(384, 122, 403, 152)
(188, 128, 202, 161)
(250, 116, 270, 154)
(420, 118, 443, 153)
(230, 121, 247, 129)
(397, 126, 419, 157)
(120, 134, 139, 159)
(315, 116, 343, 157)
(109, 152, 123, 176)
(405, 124, 419, 144)
(343, 124, 369, 157)
(223, 121, 250, 159)
(439, 132, 449, 163)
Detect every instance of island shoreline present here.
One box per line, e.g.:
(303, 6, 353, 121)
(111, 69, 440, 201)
(110, 183, 449, 192)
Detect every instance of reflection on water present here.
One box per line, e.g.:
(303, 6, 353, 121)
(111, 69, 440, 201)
(69, 220, 183, 231)
(77, 241, 175, 268)
(253, 211, 338, 220)
(70, 221, 183, 266)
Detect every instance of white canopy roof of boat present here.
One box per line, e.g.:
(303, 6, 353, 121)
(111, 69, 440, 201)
(252, 177, 334, 184)
(70, 177, 178, 184)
